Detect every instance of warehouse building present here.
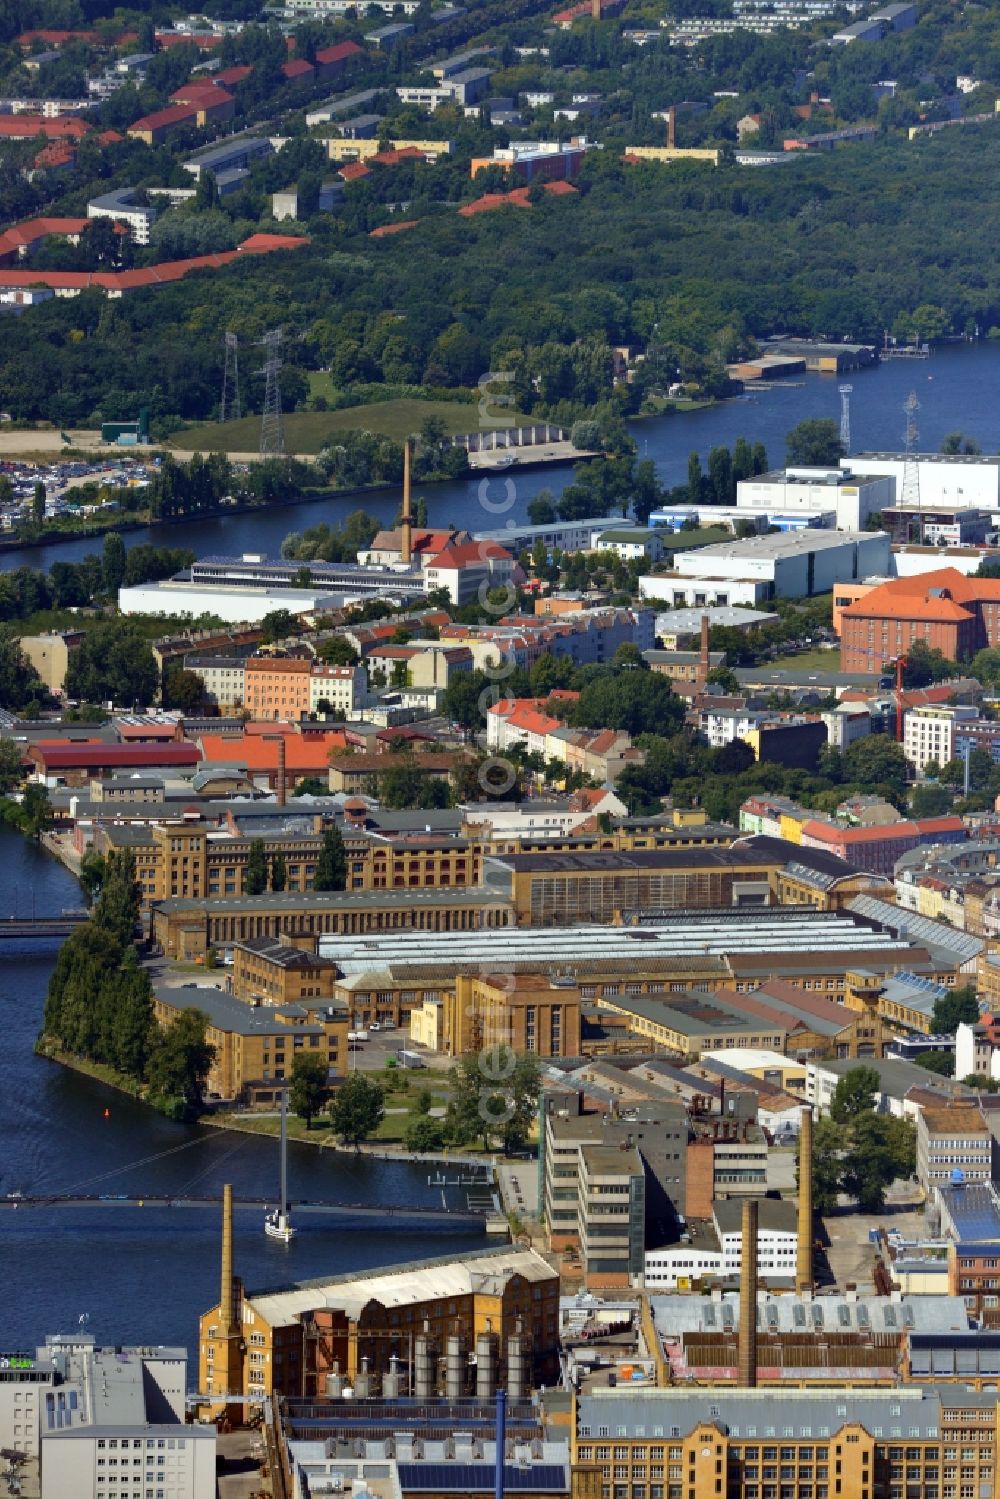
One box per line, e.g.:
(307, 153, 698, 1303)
(639, 529, 891, 606)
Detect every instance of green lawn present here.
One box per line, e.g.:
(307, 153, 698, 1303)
(174, 398, 531, 455)
(773, 647, 842, 671)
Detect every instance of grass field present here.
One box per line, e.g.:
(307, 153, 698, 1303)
(772, 646, 842, 671)
(174, 398, 530, 455)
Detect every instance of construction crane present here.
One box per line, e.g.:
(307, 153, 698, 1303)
(893, 654, 908, 742)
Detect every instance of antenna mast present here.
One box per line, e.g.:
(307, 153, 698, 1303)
(221, 331, 240, 423)
(260, 327, 284, 458)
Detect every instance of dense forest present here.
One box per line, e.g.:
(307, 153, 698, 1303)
(2, 119, 1000, 432)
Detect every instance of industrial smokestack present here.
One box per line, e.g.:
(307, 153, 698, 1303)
(697, 612, 710, 688)
(738, 1198, 758, 1389)
(591, 0, 601, 18)
(220, 1183, 235, 1337)
(276, 734, 286, 807)
(401, 440, 413, 565)
(667, 108, 676, 150)
(797, 1105, 814, 1294)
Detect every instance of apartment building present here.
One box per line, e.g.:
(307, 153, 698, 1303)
(904, 704, 980, 771)
(309, 663, 367, 715)
(244, 656, 313, 720)
(184, 655, 246, 710)
(916, 1104, 994, 1191)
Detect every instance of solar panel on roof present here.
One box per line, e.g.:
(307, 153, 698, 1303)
(396, 1466, 567, 1492)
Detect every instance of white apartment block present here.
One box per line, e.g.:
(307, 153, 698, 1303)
(645, 1200, 797, 1288)
(186, 656, 245, 710)
(42, 1426, 216, 1499)
(903, 704, 979, 772)
(309, 663, 367, 715)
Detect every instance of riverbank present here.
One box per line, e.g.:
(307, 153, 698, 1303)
(33, 1040, 144, 1100)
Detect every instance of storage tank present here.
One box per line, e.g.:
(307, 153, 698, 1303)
(446, 1333, 466, 1403)
(354, 1356, 372, 1399)
(383, 1354, 402, 1399)
(507, 1321, 525, 1401)
(415, 1327, 434, 1400)
(325, 1361, 343, 1399)
(475, 1332, 496, 1401)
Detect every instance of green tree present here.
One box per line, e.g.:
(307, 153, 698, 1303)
(270, 851, 287, 892)
(829, 1064, 880, 1125)
(329, 1072, 385, 1147)
(78, 848, 106, 901)
(320, 637, 360, 667)
(245, 838, 267, 896)
(32, 481, 45, 526)
(841, 1113, 916, 1212)
(146, 1009, 216, 1120)
(289, 1051, 329, 1128)
(19, 782, 53, 838)
(910, 782, 953, 817)
(0, 737, 23, 791)
(405, 1116, 446, 1152)
(914, 1049, 955, 1077)
(65, 622, 157, 708)
(785, 418, 844, 467)
(962, 1073, 1000, 1092)
(706, 666, 740, 694)
(92, 848, 140, 946)
(0, 636, 46, 712)
(105, 947, 153, 1079)
(260, 609, 299, 644)
(574, 673, 685, 737)
(902, 639, 955, 687)
(527, 493, 557, 525)
(162, 668, 205, 715)
(102, 532, 126, 595)
(313, 823, 347, 891)
(941, 431, 982, 456)
(809, 1115, 844, 1215)
(842, 734, 908, 795)
(449, 1049, 541, 1154)
(932, 986, 980, 1034)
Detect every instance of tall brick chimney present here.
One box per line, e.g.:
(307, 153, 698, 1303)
(797, 1105, 814, 1294)
(667, 108, 676, 150)
(738, 1198, 758, 1388)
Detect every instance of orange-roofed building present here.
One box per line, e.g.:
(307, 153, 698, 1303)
(339, 160, 371, 181)
(33, 142, 76, 171)
(214, 64, 253, 87)
(485, 694, 576, 756)
(422, 538, 517, 606)
(281, 58, 315, 83)
(170, 81, 236, 124)
(0, 216, 89, 266)
(799, 813, 966, 874)
(840, 567, 1000, 672)
(237, 232, 309, 253)
(369, 219, 420, 238)
(0, 115, 89, 141)
(127, 103, 199, 145)
(459, 181, 577, 216)
(314, 40, 364, 80)
(197, 728, 349, 788)
(243, 656, 313, 721)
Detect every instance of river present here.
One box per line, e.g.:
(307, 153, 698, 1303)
(4, 342, 1000, 575)
(0, 829, 486, 1363)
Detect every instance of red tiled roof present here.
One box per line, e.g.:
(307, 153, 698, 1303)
(339, 160, 371, 181)
(425, 539, 513, 568)
(97, 129, 124, 144)
(802, 815, 964, 845)
(171, 82, 235, 106)
(316, 40, 364, 63)
(33, 144, 76, 167)
(154, 31, 225, 48)
(0, 217, 88, 254)
(129, 103, 199, 132)
(370, 146, 426, 165)
(0, 234, 308, 295)
(18, 28, 100, 45)
(0, 115, 89, 138)
(281, 58, 315, 79)
(459, 181, 577, 215)
(369, 219, 420, 237)
(198, 731, 347, 771)
(842, 568, 1000, 623)
(214, 64, 253, 85)
(31, 744, 200, 769)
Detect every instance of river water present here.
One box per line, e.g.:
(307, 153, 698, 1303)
(0, 830, 485, 1363)
(4, 343, 1000, 575)
(2, 341, 1000, 1359)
